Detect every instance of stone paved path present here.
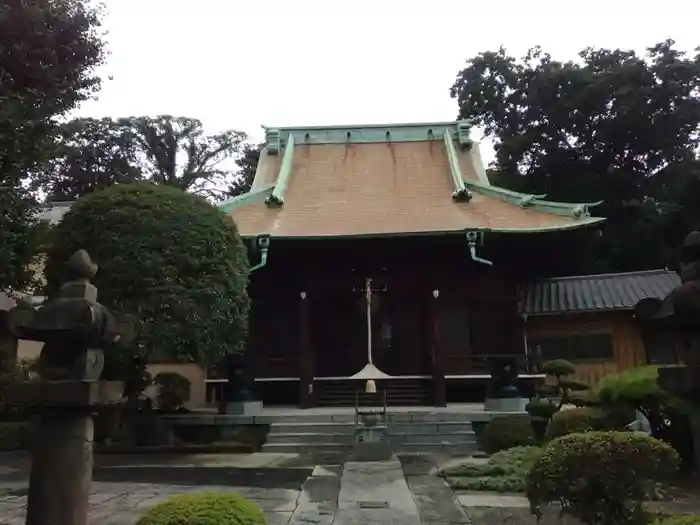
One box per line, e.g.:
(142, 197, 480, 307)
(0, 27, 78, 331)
(0, 452, 471, 525)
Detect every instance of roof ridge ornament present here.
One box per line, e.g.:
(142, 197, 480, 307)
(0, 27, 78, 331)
(265, 129, 281, 155)
(456, 122, 473, 150)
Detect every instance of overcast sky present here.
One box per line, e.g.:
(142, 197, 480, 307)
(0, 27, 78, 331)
(75, 0, 700, 164)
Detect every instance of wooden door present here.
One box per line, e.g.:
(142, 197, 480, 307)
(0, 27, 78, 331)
(311, 288, 365, 377)
(373, 287, 427, 375)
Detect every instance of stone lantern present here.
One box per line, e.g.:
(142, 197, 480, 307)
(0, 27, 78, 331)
(5, 250, 127, 525)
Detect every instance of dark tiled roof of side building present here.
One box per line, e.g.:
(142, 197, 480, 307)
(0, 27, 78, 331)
(521, 269, 681, 316)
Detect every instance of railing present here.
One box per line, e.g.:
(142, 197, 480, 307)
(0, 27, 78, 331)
(204, 353, 539, 406)
(444, 353, 531, 375)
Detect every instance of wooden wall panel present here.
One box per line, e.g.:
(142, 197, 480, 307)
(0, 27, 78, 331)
(526, 311, 647, 388)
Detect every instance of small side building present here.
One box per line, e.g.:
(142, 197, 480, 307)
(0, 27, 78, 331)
(522, 269, 681, 388)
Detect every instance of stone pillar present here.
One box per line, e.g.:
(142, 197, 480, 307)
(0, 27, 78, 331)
(4, 251, 126, 525)
(26, 412, 94, 525)
(299, 291, 314, 408)
(431, 289, 447, 407)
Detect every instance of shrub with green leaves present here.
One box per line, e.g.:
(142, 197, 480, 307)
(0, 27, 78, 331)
(443, 446, 542, 492)
(482, 415, 535, 454)
(45, 183, 250, 370)
(137, 491, 266, 525)
(154, 372, 191, 413)
(537, 359, 593, 408)
(540, 359, 577, 377)
(597, 366, 693, 472)
(527, 431, 680, 525)
(525, 398, 558, 420)
(544, 407, 615, 441)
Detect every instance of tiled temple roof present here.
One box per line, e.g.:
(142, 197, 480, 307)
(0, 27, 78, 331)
(522, 269, 681, 316)
(220, 121, 604, 238)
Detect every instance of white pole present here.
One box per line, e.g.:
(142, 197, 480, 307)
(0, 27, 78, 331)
(366, 278, 373, 364)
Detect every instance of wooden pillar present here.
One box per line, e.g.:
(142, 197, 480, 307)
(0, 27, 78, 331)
(299, 290, 314, 408)
(431, 288, 447, 407)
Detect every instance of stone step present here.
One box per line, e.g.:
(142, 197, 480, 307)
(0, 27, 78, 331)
(267, 421, 473, 434)
(266, 431, 476, 445)
(393, 432, 476, 444)
(261, 441, 478, 455)
(266, 432, 353, 444)
(264, 413, 476, 424)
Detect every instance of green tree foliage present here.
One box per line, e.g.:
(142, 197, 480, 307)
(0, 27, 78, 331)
(0, 0, 105, 291)
(39, 118, 144, 201)
(36, 116, 256, 202)
(228, 143, 262, 197)
(44, 183, 250, 366)
(124, 115, 247, 199)
(451, 40, 700, 272)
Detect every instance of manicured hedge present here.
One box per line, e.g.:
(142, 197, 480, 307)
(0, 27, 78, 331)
(527, 431, 679, 525)
(137, 492, 266, 525)
(482, 415, 535, 454)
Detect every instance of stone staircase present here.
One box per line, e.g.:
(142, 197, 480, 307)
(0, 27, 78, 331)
(261, 411, 477, 455)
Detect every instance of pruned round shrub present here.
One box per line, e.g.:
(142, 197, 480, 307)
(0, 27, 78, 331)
(559, 378, 592, 391)
(544, 407, 614, 441)
(45, 183, 250, 368)
(541, 359, 576, 377)
(527, 431, 679, 525)
(525, 399, 558, 420)
(137, 491, 266, 525)
(154, 372, 191, 413)
(482, 415, 535, 454)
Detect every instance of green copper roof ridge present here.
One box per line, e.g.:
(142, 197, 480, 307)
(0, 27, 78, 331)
(265, 133, 296, 207)
(443, 130, 471, 202)
(261, 120, 467, 132)
(218, 184, 275, 213)
(464, 179, 603, 218)
(534, 198, 604, 208)
(464, 179, 602, 207)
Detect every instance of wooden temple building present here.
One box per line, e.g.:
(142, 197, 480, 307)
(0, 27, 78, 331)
(2, 121, 683, 409)
(219, 121, 613, 407)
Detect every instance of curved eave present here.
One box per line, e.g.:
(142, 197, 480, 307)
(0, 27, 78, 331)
(218, 184, 275, 214)
(464, 179, 603, 218)
(228, 218, 606, 240)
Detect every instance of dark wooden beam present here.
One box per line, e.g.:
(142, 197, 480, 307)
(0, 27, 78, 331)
(299, 290, 314, 408)
(430, 288, 447, 407)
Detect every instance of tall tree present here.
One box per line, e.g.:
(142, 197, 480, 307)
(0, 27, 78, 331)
(0, 0, 105, 291)
(40, 118, 144, 201)
(123, 115, 247, 199)
(451, 40, 700, 272)
(228, 143, 262, 197)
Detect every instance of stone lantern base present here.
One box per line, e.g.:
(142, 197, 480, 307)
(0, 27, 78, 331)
(8, 380, 124, 525)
